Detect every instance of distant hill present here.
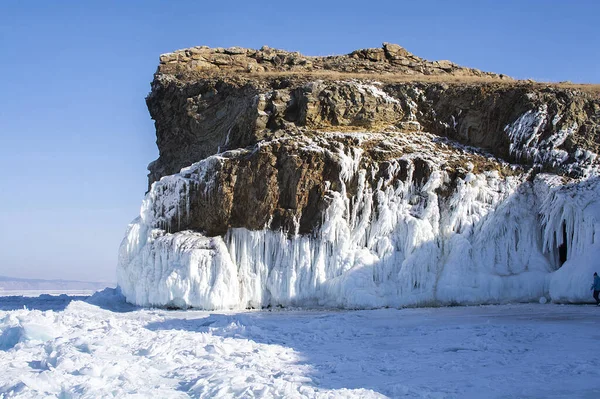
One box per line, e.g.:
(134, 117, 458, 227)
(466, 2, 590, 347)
(0, 275, 113, 292)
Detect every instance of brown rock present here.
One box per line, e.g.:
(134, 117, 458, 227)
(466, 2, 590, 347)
(383, 42, 410, 59)
(365, 48, 386, 62)
(435, 60, 454, 71)
(224, 46, 247, 55)
(210, 54, 233, 66)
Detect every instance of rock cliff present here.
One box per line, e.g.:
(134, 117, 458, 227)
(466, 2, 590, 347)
(118, 44, 600, 309)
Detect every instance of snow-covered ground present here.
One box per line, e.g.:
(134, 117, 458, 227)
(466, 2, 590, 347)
(1, 291, 599, 398)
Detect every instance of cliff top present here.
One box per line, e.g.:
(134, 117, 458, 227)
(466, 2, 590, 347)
(155, 43, 599, 94)
(157, 42, 509, 79)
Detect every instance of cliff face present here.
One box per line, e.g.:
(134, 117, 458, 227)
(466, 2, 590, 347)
(147, 46, 599, 186)
(119, 44, 600, 309)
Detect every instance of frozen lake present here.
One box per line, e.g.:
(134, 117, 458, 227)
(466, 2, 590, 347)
(0, 290, 101, 298)
(0, 292, 599, 398)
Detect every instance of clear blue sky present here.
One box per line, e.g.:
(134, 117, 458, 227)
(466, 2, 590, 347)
(1, 0, 598, 282)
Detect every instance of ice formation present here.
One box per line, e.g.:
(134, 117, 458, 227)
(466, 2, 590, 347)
(117, 113, 600, 309)
(505, 106, 597, 177)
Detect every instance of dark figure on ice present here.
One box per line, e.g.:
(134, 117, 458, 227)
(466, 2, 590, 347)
(591, 272, 600, 305)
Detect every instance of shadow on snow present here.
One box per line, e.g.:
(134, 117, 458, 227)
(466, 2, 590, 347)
(144, 305, 600, 397)
(144, 309, 444, 396)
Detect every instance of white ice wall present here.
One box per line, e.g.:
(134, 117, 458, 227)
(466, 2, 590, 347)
(117, 131, 600, 309)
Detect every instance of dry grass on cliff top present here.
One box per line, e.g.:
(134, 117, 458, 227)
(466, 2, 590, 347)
(245, 71, 600, 95)
(167, 67, 600, 96)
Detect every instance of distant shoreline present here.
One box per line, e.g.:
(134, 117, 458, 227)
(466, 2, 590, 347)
(0, 275, 114, 295)
(0, 289, 104, 297)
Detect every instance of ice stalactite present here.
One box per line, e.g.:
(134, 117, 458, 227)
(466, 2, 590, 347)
(117, 223, 241, 309)
(506, 105, 549, 163)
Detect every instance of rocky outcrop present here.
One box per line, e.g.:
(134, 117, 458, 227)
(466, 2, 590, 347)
(144, 131, 514, 237)
(119, 44, 600, 309)
(147, 52, 599, 187)
(156, 43, 510, 78)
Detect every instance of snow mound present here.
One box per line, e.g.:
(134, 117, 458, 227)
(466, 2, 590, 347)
(85, 287, 138, 312)
(0, 311, 64, 351)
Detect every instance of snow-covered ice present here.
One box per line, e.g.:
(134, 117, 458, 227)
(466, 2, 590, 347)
(0, 292, 599, 398)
